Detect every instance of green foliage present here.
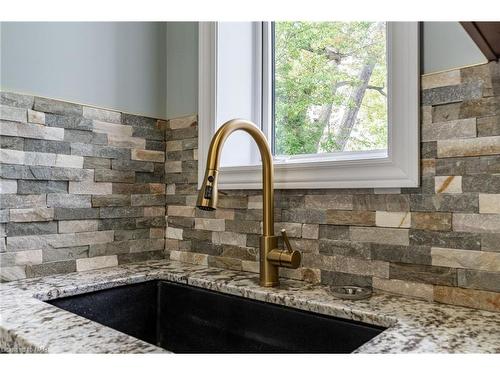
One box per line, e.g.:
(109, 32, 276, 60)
(274, 22, 387, 156)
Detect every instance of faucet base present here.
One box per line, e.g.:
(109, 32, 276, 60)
(259, 235, 279, 287)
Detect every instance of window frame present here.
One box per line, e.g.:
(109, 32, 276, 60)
(198, 22, 420, 189)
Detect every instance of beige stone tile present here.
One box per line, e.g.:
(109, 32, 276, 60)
(131, 149, 165, 162)
(437, 136, 500, 158)
(431, 247, 500, 272)
(194, 218, 225, 231)
(167, 205, 195, 217)
(108, 134, 146, 149)
(479, 194, 500, 214)
(10, 208, 54, 222)
(435, 176, 462, 194)
(375, 211, 411, 228)
(434, 285, 500, 312)
(27, 109, 45, 125)
(372, 277, 433, 301)
(411, 212, 452, 231)
(166, 227, 183, 240)
(69, 180, 112, 195)
(169, 250, 208, 265)
(168, 115, 197, 129)
(58, 220, 99, 234)
(350, 227, 409, 246)
(304, 194, 353, 210)
(212, 231, 246, 247)
(248, 195, 262, 209)
(421, 69, 461, 90)
(93, 120, 133, 136)
(76, 255, 118, 272)
(83, 107, 121, 123)
(326, 210, 375, 226)
(165, 161, 182, 173)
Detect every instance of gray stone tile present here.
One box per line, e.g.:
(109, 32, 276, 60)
(99, 207, 143, 218)
(24, 139, 71, 154)
(130, 194, 165, 206)
(42, 246, 89, 262)
(422, 81, 483, 106)
(117, 250, 164, 265)
(111, 159, 154, 172)
(47, 193, 91, 208)
(26, 260, 76, 278)
(64, 129, 108, 145)
(371, 244, 431, 265)
(121, 113, 157, 128)
(6, 221, 58, 237)
(83, 157, 111, 170)
(33, 97, 82, 116)
(91, 194, 131, 207)
(353, 194, 410, 212)
(17, 180, 68, 194)
(70, 143, 130, 159)
(320, 270, 372, 287)
(409, 229, 481, 250)
(318, 239, 371, 259)
(45, 114, 92, 131)
(53, 208, 99, 220)
(94, 169, 135, 183)
(0, 194, 46, 208)
(98, 218, 137, 231)
(457, 269, 500, 292)
(0, 92, 34, 109)
(318, 225, 350, 240)
(409, 194, 479, 213)
(0, 136, 24, 150)
(282, 209, 327, 224)
(0, 164, 91, 181)
(462, 175, 500, 193)
(389, 263, 457, 286)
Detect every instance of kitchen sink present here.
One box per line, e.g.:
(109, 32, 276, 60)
(47, 280, 385, 353)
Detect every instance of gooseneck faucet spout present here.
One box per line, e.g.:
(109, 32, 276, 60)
(196, 119, 301, 287)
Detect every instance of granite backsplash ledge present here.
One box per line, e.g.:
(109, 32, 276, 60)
(164, 62, 500, 313)
(1, 93, 168, 280)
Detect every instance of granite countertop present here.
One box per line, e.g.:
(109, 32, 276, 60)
(0, 260, 499, 353)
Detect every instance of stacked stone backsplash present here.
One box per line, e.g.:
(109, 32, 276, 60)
(1, 93, 167, 281)
(165, 61, 500, 313)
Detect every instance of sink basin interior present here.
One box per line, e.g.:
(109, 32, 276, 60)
(46, 280, 386, 353)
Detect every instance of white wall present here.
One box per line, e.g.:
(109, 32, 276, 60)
(0, 22, 167, 119)
(422, 22, 487, 74)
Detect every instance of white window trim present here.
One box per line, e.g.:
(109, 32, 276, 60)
(198, 22, 420, 190)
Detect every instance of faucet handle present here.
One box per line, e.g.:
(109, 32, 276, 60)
(281, 229, 293, 253)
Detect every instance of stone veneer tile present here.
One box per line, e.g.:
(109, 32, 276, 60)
(302, 224, 319, 239)
(452, 213, 500, 233)
(0, 121, 64, 141)
(411, 212, 452, 231)
(421, 81, 483, 106)
(437, 136, 500, 158)
(58, 220, 99, 234)
(431, 247, 500, 272)
(304, 194, 353, 210)
(0, 105, 27, 122)
(479, 194, 500, 213)
(131, 149, 165, 162)
(434, 176, 462, 194)
(10, 208, 54, 222)
(83, 107, 121, 124)
(389, 263, 457, 286)
(457, 269, 500, 292)
(434, 285, 500, 313)
(421, 70, 461, 90)
(68, 180, 112, 195)
(76, 255, 118, 272)
(326, 210, 375, 226)
(169, 250, 208, 265)
(350, 227, 409, 246)
(421, 118, 476, 142)
(372, 277, 433, 301)
(194, 218, 225, 232)
(375, 211, 411, 228)
(0, 179, 17, 194)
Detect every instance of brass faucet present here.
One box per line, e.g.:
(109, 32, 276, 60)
(196, 119, 301, 287)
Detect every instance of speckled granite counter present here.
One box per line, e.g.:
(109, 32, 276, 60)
(1, 260, 499, 353)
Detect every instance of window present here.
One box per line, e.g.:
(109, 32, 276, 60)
(198, 22, 419, 189)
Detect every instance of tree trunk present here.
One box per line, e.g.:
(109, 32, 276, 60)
(335, 62, 375, 151)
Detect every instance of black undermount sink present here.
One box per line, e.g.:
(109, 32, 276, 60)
(47, 280, 385, 353)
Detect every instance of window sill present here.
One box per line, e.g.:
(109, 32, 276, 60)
(217, 153, 419, 190)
